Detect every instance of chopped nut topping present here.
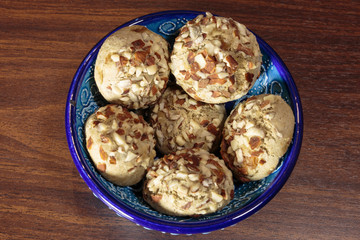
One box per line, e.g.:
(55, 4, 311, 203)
(133, 27, 147, 33)
(132, 143, 138, 150)
(87, 137, 93, 150)
(260, 99, 270, 108)
(141, 133, 148, 141)
(208, 73, 219, 79)
(230, 189, 234, 199)
(184, 71, 191, 80)
(175, 99, 185, 105)
(187, 88, 196, 94)
(249, 136, 261, 149)
(228, 85, 236, 93)
(119, 56, 129, 66)
(245, 72, 254, 83)
(133, 131, 141, 139)
(100, 135, 110, 143)
(190, 62, 200, 73)
(229, 75, 235, 85)
(109, 156, 117, 164)
(146, 55, 156, 66)
(211, 91, 222, 98)
(187, 51, 195, 64)
(200, 75, 212, 85)
(99, 146, 108, 160)
(200, 120, 210, 127)
(96, 111, 107, 120)
(237, 44, 254, 56)
(203, 61, 216, 74)
(111, 54, 120, 62)
(190, 73, 201, 81)
(259, 159, 266, 165)
(209, 78, 227, 85)
(151, 194, 162, 202)
(182, 202, 192, 210)
(131, 39, 145, 49)
(116, 128, 125, 135)
(97, 163, 106, 172)
(154, 52, 161, 60)
(225, 55, 238, 71)
(251, 149, 264, 157)
(184, 41, 193, 47)
(194, 142, 205, 148)
(220, 90, 231, 98)
(151, 85, 158, 95)
(134, 51, 147, 63)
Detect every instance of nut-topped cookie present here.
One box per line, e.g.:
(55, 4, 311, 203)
(150, 85, 226, 154)
(220, 94, 295, 182)
(95, 25, 170, 109)
(143, 148, 234, 216)
(85, 104, 156, 186)
(170, 12, 262, 104)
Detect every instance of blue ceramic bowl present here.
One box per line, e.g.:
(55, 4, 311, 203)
(65, 10, 303, 235)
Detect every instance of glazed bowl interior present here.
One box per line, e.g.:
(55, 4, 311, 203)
(65, 10, 303, 235)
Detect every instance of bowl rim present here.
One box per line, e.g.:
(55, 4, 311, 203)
(65, 10, 303, 234)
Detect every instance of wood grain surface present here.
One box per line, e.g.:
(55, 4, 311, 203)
(1, 0, 359, 239)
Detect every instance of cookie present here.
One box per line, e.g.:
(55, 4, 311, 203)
(220, 94, 295, 182)
(150, 85, 226, 154)
(170, 12, 262, 104)
(85, 104, 156, 186)
(94, 25, 170, 109)
(143, 148, 234, 216)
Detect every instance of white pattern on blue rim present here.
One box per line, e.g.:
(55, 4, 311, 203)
(65, 10, 303, 235)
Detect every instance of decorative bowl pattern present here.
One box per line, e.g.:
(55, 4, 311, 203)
(65, 10, 303, 234)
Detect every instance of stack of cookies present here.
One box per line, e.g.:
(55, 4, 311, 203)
(84, 12, 295, 217)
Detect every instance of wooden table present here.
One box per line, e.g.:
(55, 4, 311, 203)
(1, 0, 359, 239)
